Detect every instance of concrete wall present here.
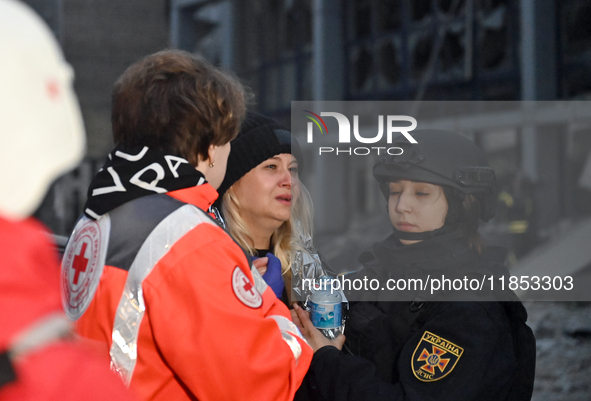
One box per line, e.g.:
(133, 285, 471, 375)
(34, 0, 172, 158)
(24, 0, 171, 234)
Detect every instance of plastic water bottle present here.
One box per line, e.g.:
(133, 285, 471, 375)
(309, 276, 343, 339)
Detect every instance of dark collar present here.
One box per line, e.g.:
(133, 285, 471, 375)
(360, 231, 507, 275)
(372, 231, 470, 267)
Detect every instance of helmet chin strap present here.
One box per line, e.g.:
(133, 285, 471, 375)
(391, 225, 449, 241)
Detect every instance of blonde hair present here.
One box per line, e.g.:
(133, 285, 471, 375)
(291, 182, 315, 256)
(222, 187, 291, 275)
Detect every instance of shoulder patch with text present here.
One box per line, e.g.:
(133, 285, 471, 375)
(61, 216, 110, 320)
(411, 331, 464, 382)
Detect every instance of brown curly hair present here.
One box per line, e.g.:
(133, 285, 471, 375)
(112, 49, 246, 165)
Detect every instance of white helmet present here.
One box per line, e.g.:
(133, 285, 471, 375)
(0, 0, 85, 219)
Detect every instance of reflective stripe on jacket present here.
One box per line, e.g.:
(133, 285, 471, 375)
(68, 184, 312, 400)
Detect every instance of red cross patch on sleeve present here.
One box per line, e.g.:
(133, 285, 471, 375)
(232, 266, 262, 308)
(61, 216, 109, 320)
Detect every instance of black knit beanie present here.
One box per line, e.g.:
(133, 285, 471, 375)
(217, 111, 303, 199)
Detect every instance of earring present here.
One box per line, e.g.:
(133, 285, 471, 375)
(209, 162, 215, 168)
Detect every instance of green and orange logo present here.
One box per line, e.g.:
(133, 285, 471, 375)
(303, 110, 417, 145)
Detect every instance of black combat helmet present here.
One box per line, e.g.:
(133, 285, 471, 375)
(373, 130, 497, 222)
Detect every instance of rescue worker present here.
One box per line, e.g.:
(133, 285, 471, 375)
(60, 50, 312, 400)
(0, 0, 135, 399)
(294, 130, 536, 401)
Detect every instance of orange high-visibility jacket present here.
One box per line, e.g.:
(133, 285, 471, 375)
(62, 184, 311, 400)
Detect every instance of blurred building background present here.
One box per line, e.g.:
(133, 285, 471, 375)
(24, 1, 591, 399)
(28, 0, 591, 270)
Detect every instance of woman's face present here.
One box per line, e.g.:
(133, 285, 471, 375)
(232, 153, 299, 232)
(388, 180, 449, 245)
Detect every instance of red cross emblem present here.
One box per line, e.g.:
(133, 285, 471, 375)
(46, 79, 61, 100)
(72, 242, 89, 285)
(61, 217, 107, 320)
(232, 267, 262, 308)
(242, 277, 255, 295)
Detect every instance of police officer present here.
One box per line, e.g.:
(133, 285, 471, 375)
(293, 130, 536, 401)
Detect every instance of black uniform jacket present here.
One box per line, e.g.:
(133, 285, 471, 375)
(305, 232, 533, 401)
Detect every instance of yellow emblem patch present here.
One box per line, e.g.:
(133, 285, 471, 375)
(411, 331, 464, 382)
